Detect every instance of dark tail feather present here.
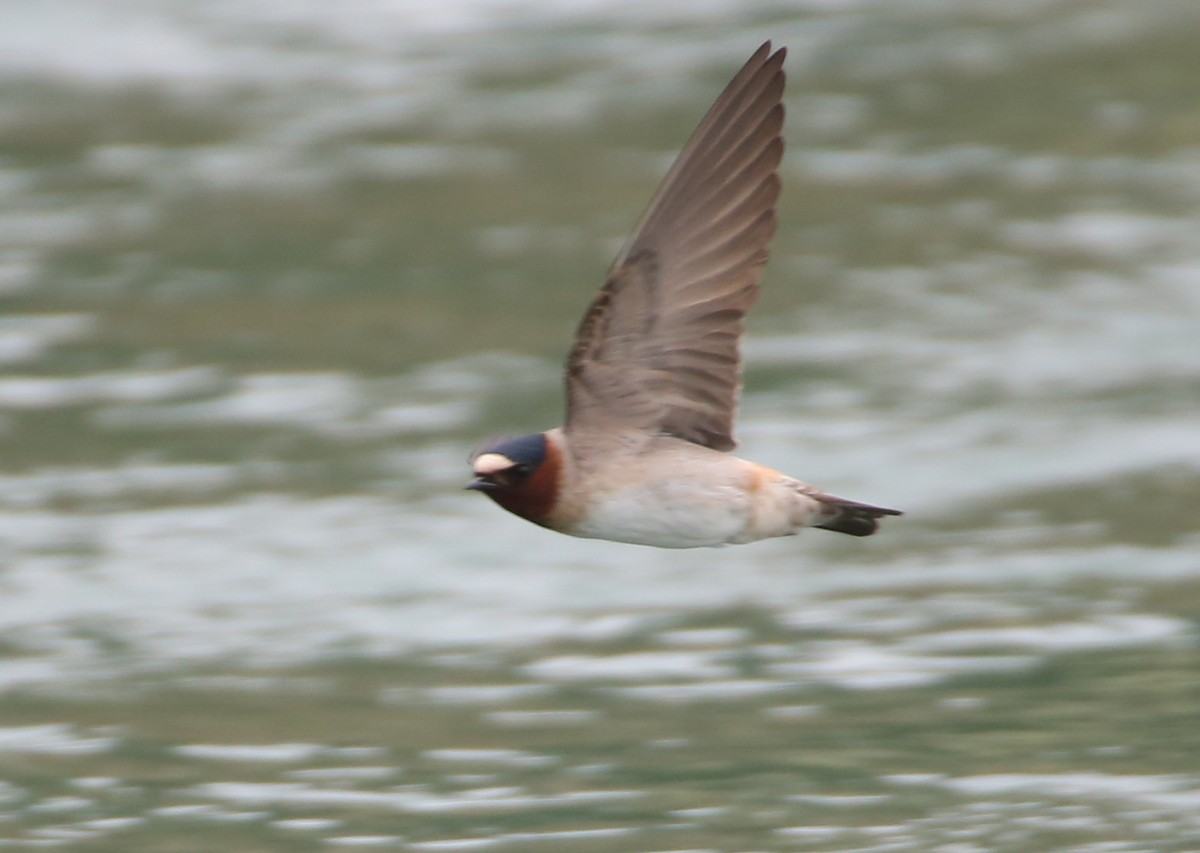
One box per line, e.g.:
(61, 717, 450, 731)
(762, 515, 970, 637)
(812, 493, 902, 537)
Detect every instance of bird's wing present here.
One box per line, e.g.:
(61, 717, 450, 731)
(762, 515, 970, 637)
(564, 42, 785, 452)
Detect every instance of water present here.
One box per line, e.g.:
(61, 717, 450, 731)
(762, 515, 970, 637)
(1, 0, 1199, 850)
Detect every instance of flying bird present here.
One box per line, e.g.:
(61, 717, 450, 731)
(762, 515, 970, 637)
(467, 42, 900, 548)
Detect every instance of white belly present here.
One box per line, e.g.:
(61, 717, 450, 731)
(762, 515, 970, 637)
(566, 479, 764, 548)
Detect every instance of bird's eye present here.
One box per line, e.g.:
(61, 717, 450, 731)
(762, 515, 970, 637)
(512, 464, 532, 478)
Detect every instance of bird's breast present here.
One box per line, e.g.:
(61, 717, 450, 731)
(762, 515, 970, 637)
(560, 453, 824, 547)
(565, 480, 750, 547)
(557, 453, 777, 548)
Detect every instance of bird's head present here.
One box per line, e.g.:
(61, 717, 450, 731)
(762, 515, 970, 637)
(466, 432, 561, 526)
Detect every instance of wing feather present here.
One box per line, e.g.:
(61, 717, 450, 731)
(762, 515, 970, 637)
(565, 43, 786, 451)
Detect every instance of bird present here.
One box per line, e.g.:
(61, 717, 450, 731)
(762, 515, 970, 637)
(466, 41, 901, 548)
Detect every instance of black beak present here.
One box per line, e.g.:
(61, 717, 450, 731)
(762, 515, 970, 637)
(466, 478, 499, 492)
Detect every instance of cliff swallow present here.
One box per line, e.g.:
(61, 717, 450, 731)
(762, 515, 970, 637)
(468, 42, 901, 548)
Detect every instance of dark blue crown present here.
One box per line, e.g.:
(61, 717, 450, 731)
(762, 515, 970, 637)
(474, 433, 547, 468)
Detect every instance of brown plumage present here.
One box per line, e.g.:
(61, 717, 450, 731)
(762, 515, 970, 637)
(468, 43, 901, 548)
(566, 42, 785, 453)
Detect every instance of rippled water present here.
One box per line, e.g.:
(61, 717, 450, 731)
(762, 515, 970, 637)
(2, 1, 1199, 850)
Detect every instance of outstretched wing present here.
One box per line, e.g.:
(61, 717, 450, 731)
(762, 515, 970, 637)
(564, 42, 785, 452)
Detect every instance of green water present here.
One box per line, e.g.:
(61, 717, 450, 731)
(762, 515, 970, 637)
(3, 614, 1200, 850)
(1, 1, 1199, 850)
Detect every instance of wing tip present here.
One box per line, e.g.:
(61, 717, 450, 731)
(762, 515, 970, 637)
(753, 39, 787, 59)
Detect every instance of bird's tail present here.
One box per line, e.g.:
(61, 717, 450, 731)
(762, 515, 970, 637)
(811, 492, 902, 537)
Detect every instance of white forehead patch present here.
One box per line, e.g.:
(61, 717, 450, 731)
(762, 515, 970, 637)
(473, 453, 515, 475)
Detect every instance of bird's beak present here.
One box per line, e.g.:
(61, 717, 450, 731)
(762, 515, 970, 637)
(466, 477, 499, 492)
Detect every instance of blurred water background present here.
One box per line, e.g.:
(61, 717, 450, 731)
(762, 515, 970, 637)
(1, 1, 1199, 850)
